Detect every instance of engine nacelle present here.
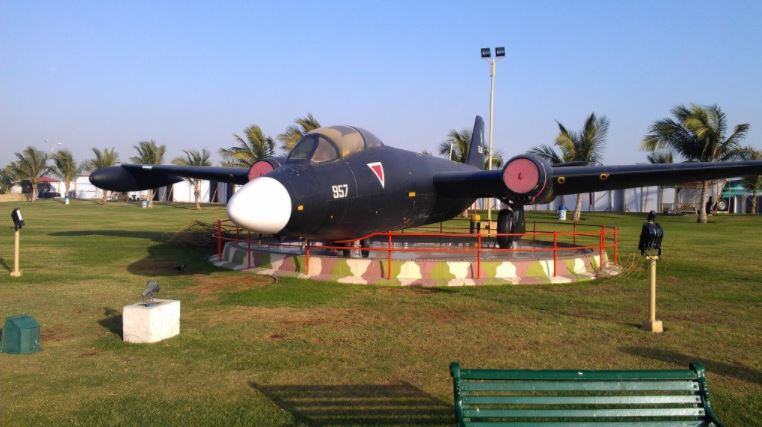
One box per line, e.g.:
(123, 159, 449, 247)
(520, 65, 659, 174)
(501, 154, 554, 204)
(247, 158, 283, 181)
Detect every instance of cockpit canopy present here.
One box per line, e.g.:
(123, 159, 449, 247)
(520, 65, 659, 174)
(287, 126, 384, 163)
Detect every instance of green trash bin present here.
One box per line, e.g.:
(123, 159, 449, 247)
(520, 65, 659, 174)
(1, 314, 41, 354)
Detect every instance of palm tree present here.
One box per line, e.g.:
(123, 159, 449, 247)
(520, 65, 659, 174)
(172, 149, 212, 209)
(642, 104, 750, 223)
(51, 149, 80, 198)
(530, 113, 609, 221)
(8, 146, 49, 201)
(130, 140, 166, 207)
(438, 129, 504, 168)
(86, 147, 119, 204)
(1, 165, 16, 194)
(220, 125, 275, 167)
(277, 113, 321, 152)
(646, 151, 674, 213)
(439, 129, 470, 162)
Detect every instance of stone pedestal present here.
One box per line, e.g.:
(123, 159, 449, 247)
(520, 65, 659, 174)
(122, 299, 180, 343)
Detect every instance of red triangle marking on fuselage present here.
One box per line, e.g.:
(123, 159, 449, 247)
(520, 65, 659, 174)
(367, 162, 385, 188)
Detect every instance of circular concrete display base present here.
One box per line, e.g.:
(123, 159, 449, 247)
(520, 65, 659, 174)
(210, 237, 619, 286)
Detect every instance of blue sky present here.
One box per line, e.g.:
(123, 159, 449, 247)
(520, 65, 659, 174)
(1, 0, 761, 167)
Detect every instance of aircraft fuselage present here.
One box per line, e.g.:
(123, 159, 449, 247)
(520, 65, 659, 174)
(239, 146, 478, 241)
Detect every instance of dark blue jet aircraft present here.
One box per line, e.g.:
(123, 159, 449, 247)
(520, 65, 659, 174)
(91, 116, 762, 248)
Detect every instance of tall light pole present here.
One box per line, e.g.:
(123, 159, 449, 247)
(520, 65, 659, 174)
(481, 47, 505, 223)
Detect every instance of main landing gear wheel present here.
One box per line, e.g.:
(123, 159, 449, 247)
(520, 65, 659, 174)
(497, 206, 526, 249)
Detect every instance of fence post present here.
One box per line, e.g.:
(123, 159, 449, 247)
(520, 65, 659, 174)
(305, 239, 310, 274)
(476, 233, 481, 280)
(247, 230, 252, 270)
(553, 231, 558, 277)
(387, 232, 392, 280)
(216, 219, 222, 259)
(599, 226, 605, 272)
(614, 227, 619, 264)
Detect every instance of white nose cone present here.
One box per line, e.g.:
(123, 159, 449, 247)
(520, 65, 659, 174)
(227, 177, 292, 234)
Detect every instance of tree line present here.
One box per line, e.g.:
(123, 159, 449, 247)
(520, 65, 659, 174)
(0, 114, 323, 209)
(2, 106, 758, 222)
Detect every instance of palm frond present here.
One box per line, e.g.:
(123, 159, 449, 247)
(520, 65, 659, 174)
(646, 150, 673, 164)
(130, 140, 166, 165)
(528, 145, 563, 164)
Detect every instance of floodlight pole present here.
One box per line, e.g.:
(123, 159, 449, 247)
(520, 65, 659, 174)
(482, 47, 503, 223)
(11, 228, 21, 277)
(487, 59, 495, 222)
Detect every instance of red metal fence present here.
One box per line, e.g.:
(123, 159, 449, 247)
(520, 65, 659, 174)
(215, 219, 619, 279)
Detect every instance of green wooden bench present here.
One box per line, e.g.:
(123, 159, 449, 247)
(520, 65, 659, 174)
(450, 362, 724, 426)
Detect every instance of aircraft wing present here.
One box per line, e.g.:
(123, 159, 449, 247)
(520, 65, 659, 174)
(434, 158, 762, 204)
(89, 164, 248, 192)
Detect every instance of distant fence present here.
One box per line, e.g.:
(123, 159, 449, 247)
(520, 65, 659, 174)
(0, 194, 25, 202)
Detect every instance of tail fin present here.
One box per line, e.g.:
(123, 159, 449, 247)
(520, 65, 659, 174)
(466, 115, 487, 169)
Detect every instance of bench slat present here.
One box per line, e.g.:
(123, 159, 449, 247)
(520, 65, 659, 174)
(462, 407, 705, 418)
(461, 381, 698, 392)
(462, 395, 702, 405)
(463, 422, 707, 427)
(459, 369, 697, 381)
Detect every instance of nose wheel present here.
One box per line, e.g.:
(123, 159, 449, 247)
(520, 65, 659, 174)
(497, 205, 526, 249)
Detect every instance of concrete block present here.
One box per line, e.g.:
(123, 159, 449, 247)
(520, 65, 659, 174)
(122, 299, 180, 343)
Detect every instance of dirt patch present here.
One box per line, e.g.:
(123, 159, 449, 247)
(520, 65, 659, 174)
(426, 309, 461, 322)
(186, 273, 274, 296)
(375, 286, 453, 296)
(129, 259, 179, 275)
(40, 326, 72, 343)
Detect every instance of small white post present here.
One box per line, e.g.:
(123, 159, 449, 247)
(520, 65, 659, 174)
(643, 255, 663, 333)
(10, 229, 21, 277)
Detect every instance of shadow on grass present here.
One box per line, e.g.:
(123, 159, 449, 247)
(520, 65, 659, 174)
(49, 229, 218, 277)
(621, 346, 762, 385)
(250, 382, 453, 426)
(98, 307, 123, 339)
(50, 229, 167, 241)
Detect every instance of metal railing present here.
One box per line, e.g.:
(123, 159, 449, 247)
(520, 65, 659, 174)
(215, 219, 619, 279)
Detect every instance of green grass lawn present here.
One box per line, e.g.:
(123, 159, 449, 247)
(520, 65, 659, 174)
(0, 199, 760, 426)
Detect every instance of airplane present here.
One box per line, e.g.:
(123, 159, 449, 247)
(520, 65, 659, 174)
(90, 116, 762, 249)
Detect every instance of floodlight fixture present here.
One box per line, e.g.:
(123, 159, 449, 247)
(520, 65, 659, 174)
(638, 210, 664, 256)
(11, 208, 24, 230)
(142, 279, 160, 305)
(480, 48, 491, 58)
(495, 47, 506, 57)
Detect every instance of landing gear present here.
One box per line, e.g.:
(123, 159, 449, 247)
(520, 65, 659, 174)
(497, 205, 526, 249)
(333, 240, 370, 258)
(360, 239, 370, 258)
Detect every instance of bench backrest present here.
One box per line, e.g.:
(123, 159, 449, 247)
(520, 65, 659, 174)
(450, 362, 723, 426)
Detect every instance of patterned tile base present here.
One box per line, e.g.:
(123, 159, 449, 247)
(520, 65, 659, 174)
(210, 241, 619, 286)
